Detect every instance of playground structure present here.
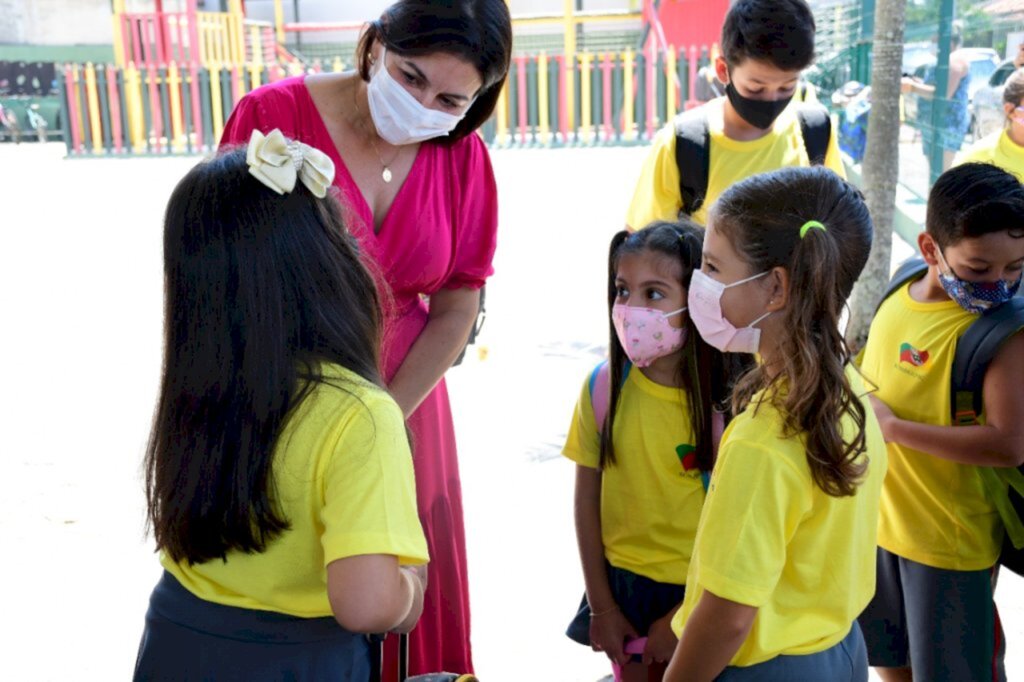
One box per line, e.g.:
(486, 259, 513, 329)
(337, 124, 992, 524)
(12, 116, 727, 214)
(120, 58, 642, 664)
(57, 0, 728, 157)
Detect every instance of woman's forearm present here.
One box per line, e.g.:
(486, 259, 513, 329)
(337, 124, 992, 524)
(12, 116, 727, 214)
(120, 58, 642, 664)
(664, 591, 756, 682)
(388, 287, 480, 417)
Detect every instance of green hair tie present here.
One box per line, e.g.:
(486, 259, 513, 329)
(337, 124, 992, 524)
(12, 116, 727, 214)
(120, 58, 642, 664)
(799, 220, 827, 238)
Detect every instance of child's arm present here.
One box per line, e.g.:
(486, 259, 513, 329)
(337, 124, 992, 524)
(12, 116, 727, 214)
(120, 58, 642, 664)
(870, 333, 1024, 467)
(326, 554, 425, 634)
(574, 464, 639, 665)
(663, 591, 757, 682)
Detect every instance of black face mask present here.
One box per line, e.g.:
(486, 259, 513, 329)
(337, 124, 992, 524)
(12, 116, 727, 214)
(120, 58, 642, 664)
(725, 82, 793, 130)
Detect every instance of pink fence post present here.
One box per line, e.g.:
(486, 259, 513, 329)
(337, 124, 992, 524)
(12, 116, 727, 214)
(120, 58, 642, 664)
(64, 64, 82, 154)
(106, 64, 124, 154)
(601, 52, 613, 142)
(515, 54, 528, 144)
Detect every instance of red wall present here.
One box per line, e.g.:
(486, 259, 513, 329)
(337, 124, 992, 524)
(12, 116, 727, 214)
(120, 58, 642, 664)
(644, 0, 730, 52)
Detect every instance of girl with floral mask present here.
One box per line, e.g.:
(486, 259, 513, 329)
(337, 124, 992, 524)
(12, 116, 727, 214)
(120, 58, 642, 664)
(666, 167, 887, 682)
(954, 68, 1024, 180)
(564, 221, 733, 682)
(218, 0, 512, 676)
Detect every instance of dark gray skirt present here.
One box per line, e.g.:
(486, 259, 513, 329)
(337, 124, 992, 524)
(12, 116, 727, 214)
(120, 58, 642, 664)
(134, 571, 374, 681)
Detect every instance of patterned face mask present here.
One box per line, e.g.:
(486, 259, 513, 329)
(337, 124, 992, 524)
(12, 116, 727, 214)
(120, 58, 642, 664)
(935, 247, 1022, 314)
(611, 304, 688, 367)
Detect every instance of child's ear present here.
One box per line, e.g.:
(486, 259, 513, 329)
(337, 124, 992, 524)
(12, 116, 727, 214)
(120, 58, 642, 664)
(715, 56, 730, 85)
(919, 232, 941, 266)
(765, 266, 790, 312)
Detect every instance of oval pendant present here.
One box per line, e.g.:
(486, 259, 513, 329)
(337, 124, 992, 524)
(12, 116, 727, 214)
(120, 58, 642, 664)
(382, 167, 393, 183)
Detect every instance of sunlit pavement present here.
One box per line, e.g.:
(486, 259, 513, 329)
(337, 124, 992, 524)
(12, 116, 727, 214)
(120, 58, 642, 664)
(1, 141, 1019, 680)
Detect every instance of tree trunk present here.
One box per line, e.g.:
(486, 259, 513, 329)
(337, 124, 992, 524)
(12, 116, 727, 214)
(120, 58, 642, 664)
(845, 0, 907, 353)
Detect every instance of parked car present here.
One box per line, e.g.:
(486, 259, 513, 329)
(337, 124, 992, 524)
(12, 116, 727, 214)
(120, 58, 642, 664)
(970, 59, 1019, 139)
(903, 48, 999, 125)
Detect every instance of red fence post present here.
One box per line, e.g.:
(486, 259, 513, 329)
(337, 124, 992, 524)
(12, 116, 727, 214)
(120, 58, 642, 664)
(64, 64, 82, 154)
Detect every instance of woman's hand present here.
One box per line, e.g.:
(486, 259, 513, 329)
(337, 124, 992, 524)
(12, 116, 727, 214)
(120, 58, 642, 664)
(590, 607, 639, 666)
(388, 287, 481, 418)
(642, 611, 679, 665)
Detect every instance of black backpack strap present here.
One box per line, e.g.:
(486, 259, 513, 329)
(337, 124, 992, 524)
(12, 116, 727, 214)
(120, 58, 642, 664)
(950, 297, 1024, 425)
(796, 103, 831, 166)
(875, 257, 929, 317)
(673, 108, 711, 217)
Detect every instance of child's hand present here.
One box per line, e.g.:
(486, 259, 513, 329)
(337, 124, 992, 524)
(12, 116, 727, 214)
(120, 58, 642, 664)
(869, 395, 898, 442)
(590, 607, 639, 666)
(642, 612, 679, 665)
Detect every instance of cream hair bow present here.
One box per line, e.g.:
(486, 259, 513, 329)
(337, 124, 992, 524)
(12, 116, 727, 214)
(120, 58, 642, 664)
(246, 128, 335, 198)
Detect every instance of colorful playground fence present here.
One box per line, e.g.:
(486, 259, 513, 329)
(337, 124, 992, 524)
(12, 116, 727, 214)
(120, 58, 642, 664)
(58, 45, 714, 157)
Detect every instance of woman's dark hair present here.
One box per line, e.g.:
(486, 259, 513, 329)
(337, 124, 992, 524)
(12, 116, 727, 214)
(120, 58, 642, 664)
(601, 221, 724, 471)
(146, 147, 383, 565)
(928, 163, 1024, 248)
(710, 166, 873, 497)
(1002, 68, 1024, 113)
(356, 0, 512, 143)
(721, 0, 817, 72)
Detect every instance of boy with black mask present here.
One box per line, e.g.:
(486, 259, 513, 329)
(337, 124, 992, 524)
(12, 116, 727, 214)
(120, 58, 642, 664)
(626, 0, 844, 229)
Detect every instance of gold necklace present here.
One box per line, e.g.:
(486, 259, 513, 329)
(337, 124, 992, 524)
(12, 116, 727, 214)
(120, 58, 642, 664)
(353, 86, 399, 183)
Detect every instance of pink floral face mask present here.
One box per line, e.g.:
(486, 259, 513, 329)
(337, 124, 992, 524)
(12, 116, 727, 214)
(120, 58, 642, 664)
(611, 304, 688, 367)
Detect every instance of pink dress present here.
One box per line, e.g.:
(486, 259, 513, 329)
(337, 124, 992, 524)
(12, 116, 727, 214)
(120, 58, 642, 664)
(220, 76, 497, 675)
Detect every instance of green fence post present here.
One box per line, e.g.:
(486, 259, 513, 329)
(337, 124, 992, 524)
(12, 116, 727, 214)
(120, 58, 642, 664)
(507, 58, 519, 147)
(158, 66, 172, 155)
(928, 0, 956, 186)
(527, 56, 539, 146)
(199, 68, 213, 153)
(96, 66, 112, 153)
(116, 67, 128, 153)
(548, 55, 560, 147)
(181, 66, 194, 154)
(612, 53, 623, 142)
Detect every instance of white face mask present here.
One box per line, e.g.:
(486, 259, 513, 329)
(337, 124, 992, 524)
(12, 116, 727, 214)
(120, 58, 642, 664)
(687, 269, 772, 354)
(366, 48, 470, 146)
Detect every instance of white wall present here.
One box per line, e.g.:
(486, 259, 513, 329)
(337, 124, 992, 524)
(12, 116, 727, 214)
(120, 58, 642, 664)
(0, 0, 113, 45)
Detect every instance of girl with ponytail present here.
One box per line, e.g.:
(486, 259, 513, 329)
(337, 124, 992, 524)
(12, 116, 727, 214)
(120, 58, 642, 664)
(665, 166, 887, 682)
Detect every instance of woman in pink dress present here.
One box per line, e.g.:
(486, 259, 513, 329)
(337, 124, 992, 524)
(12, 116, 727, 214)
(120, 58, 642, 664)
(219, 0, 511, 674)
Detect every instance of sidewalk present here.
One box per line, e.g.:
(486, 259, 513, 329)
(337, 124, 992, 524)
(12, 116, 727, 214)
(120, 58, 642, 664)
(0, 142, 1020, 680)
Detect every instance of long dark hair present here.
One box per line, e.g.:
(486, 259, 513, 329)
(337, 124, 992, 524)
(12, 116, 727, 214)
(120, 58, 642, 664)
(711, 166, 873, 497)
(356, 0, 512, 143)
(146, 147, 383, 565)
(601, 221, 723, 471)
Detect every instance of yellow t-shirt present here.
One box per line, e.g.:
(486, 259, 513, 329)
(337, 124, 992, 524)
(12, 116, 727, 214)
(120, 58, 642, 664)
(860, 281, 1002, 570)
(562, 365, 706, 584)
(625, 98, 846, 228)
(954, 129, 1024, 180)
(671, 368, 887, 667)
(162, 364, 429, 617)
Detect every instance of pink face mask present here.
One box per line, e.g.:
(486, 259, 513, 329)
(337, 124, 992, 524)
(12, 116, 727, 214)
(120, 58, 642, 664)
(612, 304, 688, 367)
(687, 269, 772, 354)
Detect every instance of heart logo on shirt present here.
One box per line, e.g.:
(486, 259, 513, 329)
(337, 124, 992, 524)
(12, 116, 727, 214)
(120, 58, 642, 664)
(675, 444, 698, 471)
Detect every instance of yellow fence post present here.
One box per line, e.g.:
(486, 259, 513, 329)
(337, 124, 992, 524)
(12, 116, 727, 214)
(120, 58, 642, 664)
(210, 62, 224, 141)
(580, 52, 592, 143)
(84, 63, 103, 154)
(538, 52, 550, 145)
(168, 61, 185, 151)
(124, 62, 145, 152)
(249, 24, 263, 89)
(274, 0, 285, 46)
(623, 49, 635, 141)
(112, 0, 127, 67)
(332, 57, 344, 73)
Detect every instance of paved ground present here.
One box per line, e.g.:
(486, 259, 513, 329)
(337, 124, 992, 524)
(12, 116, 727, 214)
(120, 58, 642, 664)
(1, 140, 1020, 681)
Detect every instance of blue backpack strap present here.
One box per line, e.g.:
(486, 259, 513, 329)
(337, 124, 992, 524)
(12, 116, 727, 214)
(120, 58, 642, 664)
(950, 297, 1024, 425)
(673, 107, 711, 217)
